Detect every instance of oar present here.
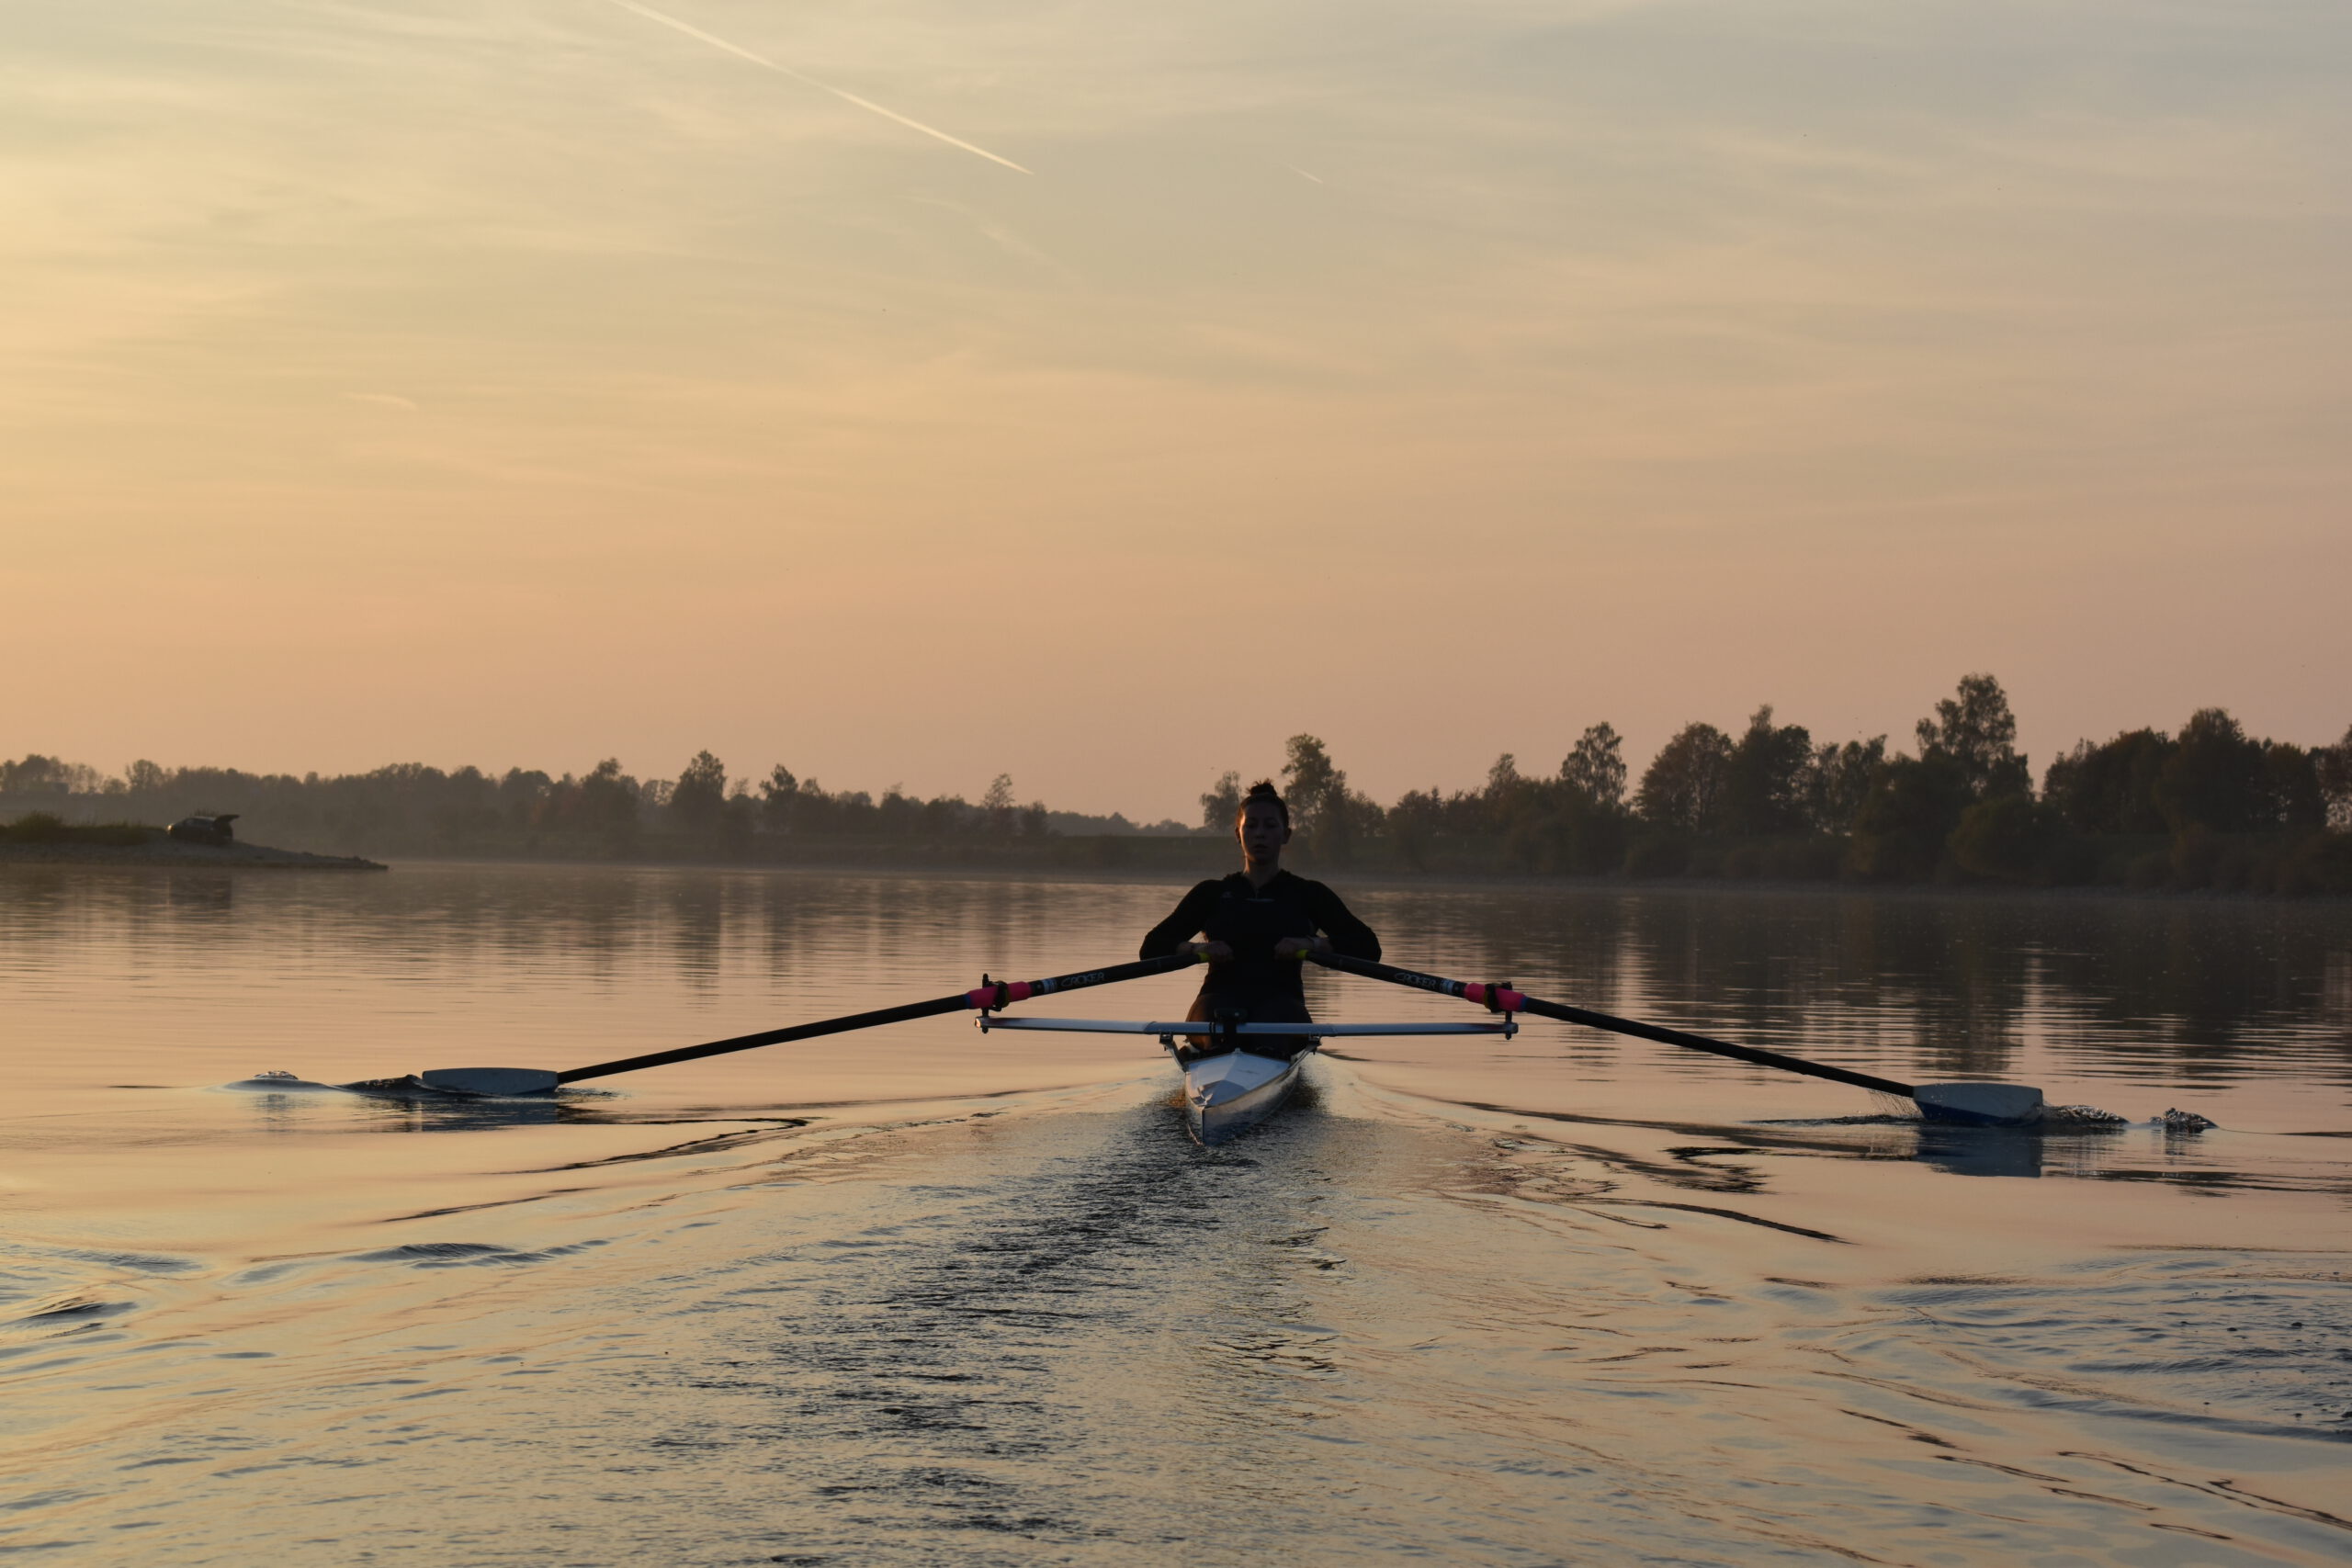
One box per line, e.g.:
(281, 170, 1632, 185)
(1306, 952, 2043, 1125)
(350, 952, 1200, 1098)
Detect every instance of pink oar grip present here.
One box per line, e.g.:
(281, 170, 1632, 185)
(1464, 983, 1527, 1011)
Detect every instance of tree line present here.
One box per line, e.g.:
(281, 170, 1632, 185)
(6, 674, 2348, 891)
(0, 752, 1135, 857)
(1226, 675, 2351, 894)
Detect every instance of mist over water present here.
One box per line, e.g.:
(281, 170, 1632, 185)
(2, 865, 2347, 1564)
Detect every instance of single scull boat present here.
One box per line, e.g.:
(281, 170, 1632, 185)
(365, 946, 2052, 1135)
(975, 1015, 1515, 1144)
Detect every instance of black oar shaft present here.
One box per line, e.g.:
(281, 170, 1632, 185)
(1307, 952, 1916, 1100)
(555, 953, 1196, 1085)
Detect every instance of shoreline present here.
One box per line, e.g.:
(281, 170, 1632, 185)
(4, 843, 2340, 904)
(174, 852, 2346, 906)
(0, 840, 385, 871)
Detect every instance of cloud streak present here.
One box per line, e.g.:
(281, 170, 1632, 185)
(601, 0, 1032, 175)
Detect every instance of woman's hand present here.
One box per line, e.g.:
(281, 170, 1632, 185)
(1190, 941, 1234, 962)
(1272, 935, 1331, 959)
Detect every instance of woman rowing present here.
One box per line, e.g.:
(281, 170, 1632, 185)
(1138, 781, 1382, 1059)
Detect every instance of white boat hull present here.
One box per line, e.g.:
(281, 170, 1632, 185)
(1182, 1047, 1310, 1145)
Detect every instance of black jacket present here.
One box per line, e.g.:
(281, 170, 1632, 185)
(1139, 871, 1381, 1003)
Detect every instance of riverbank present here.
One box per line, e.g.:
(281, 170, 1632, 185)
(359, 831, 2352, 899)
(0, 827, 383, 870)
(319, 854, 2337, 912)
(7, 814, 2346, 896)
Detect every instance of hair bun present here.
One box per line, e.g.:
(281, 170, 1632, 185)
(1238, 779, 1291, 829)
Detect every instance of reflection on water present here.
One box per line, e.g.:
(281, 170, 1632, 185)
(6, 867, 2346, 1101)
(1376, 882, 2352, 1095)
(1, 864, 2346, 1564)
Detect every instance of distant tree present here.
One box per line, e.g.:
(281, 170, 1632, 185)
(579, 759, 640, 835)
(364, 761, 447, 796)
(1333, 785, 1386, 862)
(1949, 793, 2052, 883)
(2154, 710, 2267, 833)
(2042, 730, 2173, 835)
(10, 755, 62, 793)
(788, 778, 834, 834)
(982, 773, 1017, 833)
(1477, 753, 1536, 843)
(2263, 744, 2326, 830)
(125, 759, 168, 795)
(1915, 672, 2028, 798)
(927, 792, 963, 838)
(1488, 748, 1627, 874)
(1722, 706, 1813, 835)
(1386, 787, 1442, 870)
(1283, 734, 1369, 863)
(498, 768, 551, 831)
(1200, 771, 1242, 831)
(1635, 723, 1733, 831)
(1849, 752, 1972, 881)
(670, 751, 728, 832)
(0, 755, 70, 795)
(1018, 800, 1049, 838)
(722, 776, 758, 840)
(760, 764, 799, 833)
(1803, 736, 1887, 834)
(2319, 723, 2352, 830)
(1282, 735, 1343, 838)
(1561, 724, 1627, 810)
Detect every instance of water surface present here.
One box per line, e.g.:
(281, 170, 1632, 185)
(3, 865, 2347, 1564)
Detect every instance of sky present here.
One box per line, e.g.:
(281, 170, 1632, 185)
(5, 0, 2346, 818)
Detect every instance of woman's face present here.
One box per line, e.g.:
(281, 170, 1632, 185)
(1238, 800, 1291, 863)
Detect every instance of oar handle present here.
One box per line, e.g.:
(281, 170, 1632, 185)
(1305, 951, 1917, 1100)
(555, 952, 1197, 1085)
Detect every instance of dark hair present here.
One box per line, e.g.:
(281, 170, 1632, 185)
(1238, 780, 1289, 828)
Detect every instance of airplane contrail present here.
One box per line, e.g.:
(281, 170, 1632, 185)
(602, 0, 1032, 175)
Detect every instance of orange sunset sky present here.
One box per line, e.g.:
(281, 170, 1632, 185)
(6, 0, 2346, 818)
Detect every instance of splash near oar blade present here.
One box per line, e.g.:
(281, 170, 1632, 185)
(1306, 951, 2045, 1126)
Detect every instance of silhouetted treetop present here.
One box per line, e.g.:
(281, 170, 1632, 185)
(1562, 724, 1627, 809)
(1916, 672, 2027, 799)
(1637, 722, 1734, 831)
(671, 750, 729, 833)
(1200, 771, 1242, 831)
(1723, 706, 1813, 836)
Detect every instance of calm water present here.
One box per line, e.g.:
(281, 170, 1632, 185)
(3, 863, 2348, 1565)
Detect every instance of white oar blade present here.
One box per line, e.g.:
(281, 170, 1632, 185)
(1913, 1082, 2042, 1126)
(418, 1066, 560, 1097)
